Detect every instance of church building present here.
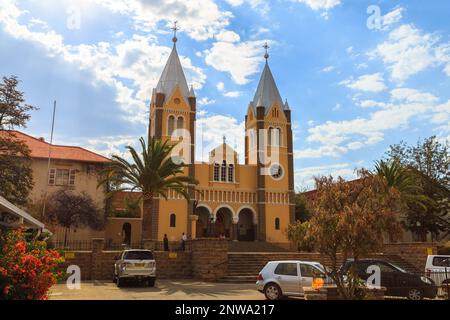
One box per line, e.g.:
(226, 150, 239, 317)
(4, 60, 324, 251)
(146, 31, 295, 244)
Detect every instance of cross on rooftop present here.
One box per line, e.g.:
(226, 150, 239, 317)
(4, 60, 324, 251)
(171, 21, 179, 43)
(263, 42, 270, 60)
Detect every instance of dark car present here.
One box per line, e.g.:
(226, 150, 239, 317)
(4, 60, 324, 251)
(340, 259, 437, 300)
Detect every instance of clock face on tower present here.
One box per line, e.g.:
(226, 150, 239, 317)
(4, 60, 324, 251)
(269, 163, 283, 180)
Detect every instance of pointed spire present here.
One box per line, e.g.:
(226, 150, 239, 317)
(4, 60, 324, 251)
(189, 85, 196, 98)
(284, 99, 290, 110)
(252, 44, 283, 113)
(155, 21, 189, 100)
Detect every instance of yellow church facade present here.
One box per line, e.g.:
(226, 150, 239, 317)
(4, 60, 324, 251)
(145, 34, 295, 244)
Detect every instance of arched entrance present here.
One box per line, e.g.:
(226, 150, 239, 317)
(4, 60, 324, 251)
(237, 209, 255, 241)
(195, 206, 211, 238)
(122, 223, 131, 245)
(214, 207, 233, 238)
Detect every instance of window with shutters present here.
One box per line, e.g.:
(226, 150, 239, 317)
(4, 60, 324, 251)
(52, 169, 75, 186)
(69, 169, 76, 186)
(55, 169, 70, 186)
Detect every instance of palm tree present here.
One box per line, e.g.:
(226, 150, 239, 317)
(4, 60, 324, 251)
(374, 159, 421, 195)
(98, 137, 198, 241)
(375, 159, 430, 238)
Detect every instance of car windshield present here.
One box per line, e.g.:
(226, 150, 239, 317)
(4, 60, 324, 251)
(388, 262, 406, 273)
(123, 251, 154, 260)
(313, 263, 326, 273)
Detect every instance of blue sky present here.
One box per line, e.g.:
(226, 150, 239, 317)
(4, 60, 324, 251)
(1, 0, 449, 190)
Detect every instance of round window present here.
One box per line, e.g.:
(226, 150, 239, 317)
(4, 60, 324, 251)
(174, 98, 181, 104)
(269, 163, 283, 180)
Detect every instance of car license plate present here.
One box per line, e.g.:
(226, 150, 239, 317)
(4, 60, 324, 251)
(135, 263, 144, 267)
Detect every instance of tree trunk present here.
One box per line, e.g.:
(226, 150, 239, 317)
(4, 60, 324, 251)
(142, 193, 153, 242)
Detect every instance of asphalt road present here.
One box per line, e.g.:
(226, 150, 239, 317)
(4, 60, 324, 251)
(49, 279, 265, 300)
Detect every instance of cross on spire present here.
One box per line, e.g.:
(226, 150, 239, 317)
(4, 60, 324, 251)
(171, 20, 179, 43)
(263, 42, 270, 61)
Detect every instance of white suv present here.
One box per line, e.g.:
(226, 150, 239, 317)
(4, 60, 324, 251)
(113, 250, 156, 287)
(256, 260, 328, 300)
(425, 255, 450, 294)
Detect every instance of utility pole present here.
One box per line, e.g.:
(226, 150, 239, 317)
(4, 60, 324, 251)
(41, 100, 56, 219)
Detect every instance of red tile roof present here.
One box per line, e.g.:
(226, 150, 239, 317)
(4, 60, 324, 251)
(1, 130, 111, 163)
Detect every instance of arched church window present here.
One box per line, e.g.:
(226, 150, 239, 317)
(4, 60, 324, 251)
(214, 163, 220, 181)
(275, 218, 280, 230)
(268, 127, 273, 145)
(274, 128, 281, 147)
(168, 115, 175, 136)
(228, 164, 234, 182)
(221, 160, 227, 182)
(170, 213, 176, 228)
(177, 116, 184, 132)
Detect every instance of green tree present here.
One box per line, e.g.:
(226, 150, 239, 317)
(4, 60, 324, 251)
(98, 137, 198, 241)
(45, 190, 104, 247)
(386, 136, 449, 186)
(0, 76, 38, 206)
(294, 192, 312, 222)
(385, 137, 450, 240)
(295, 171, 402, 299)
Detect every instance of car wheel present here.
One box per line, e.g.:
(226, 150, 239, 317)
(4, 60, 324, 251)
(117, 277, 124, 288)
(407, 288, 423, 300)
(264, 283, 282, 300)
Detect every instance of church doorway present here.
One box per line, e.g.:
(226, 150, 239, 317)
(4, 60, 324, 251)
(214, 207, 233, 238)
(122, 223, 131, 245)
(195, 206, 211, 238)
(237, 209, 255, 241)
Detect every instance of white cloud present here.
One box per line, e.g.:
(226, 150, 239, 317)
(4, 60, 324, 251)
(216, 81, 242, 98)
(295, 162, 357, 190)
(95, 0, 232, 41)
(204, 40, 268, 85)
(225, 0, 270, 15)
(216, 30, 240, 43)
(321, 65, 335, 73)
(198, 97, 216, 106)
(298, 87, 449, 159)
(0, 1, 206, 124)
(390, 88, 438, 104)
(196, 113, 245, 162)
(341, 73, 387, 92)
(370, 24, 450, 82)
(295, 0, 341, 11)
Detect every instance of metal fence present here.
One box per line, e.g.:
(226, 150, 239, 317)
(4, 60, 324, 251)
(50, 240, 191, 252)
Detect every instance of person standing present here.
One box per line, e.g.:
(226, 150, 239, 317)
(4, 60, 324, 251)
(181, 232, 187, 251)
(163, 234, 169, 251)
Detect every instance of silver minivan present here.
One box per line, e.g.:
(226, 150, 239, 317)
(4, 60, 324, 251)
(256, 260, 328, 300)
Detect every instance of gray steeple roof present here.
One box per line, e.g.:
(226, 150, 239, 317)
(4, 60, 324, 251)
(251, 61, 284, 114)
(156, 43, 190, 100)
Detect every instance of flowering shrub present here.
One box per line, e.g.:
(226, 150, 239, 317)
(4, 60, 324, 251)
(0, 228, 63, 300)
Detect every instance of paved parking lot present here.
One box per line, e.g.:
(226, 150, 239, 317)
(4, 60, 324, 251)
(49, 280, 264, 300)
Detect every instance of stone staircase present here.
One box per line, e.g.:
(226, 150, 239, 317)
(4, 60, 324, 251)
(218, 252, 420, 283)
